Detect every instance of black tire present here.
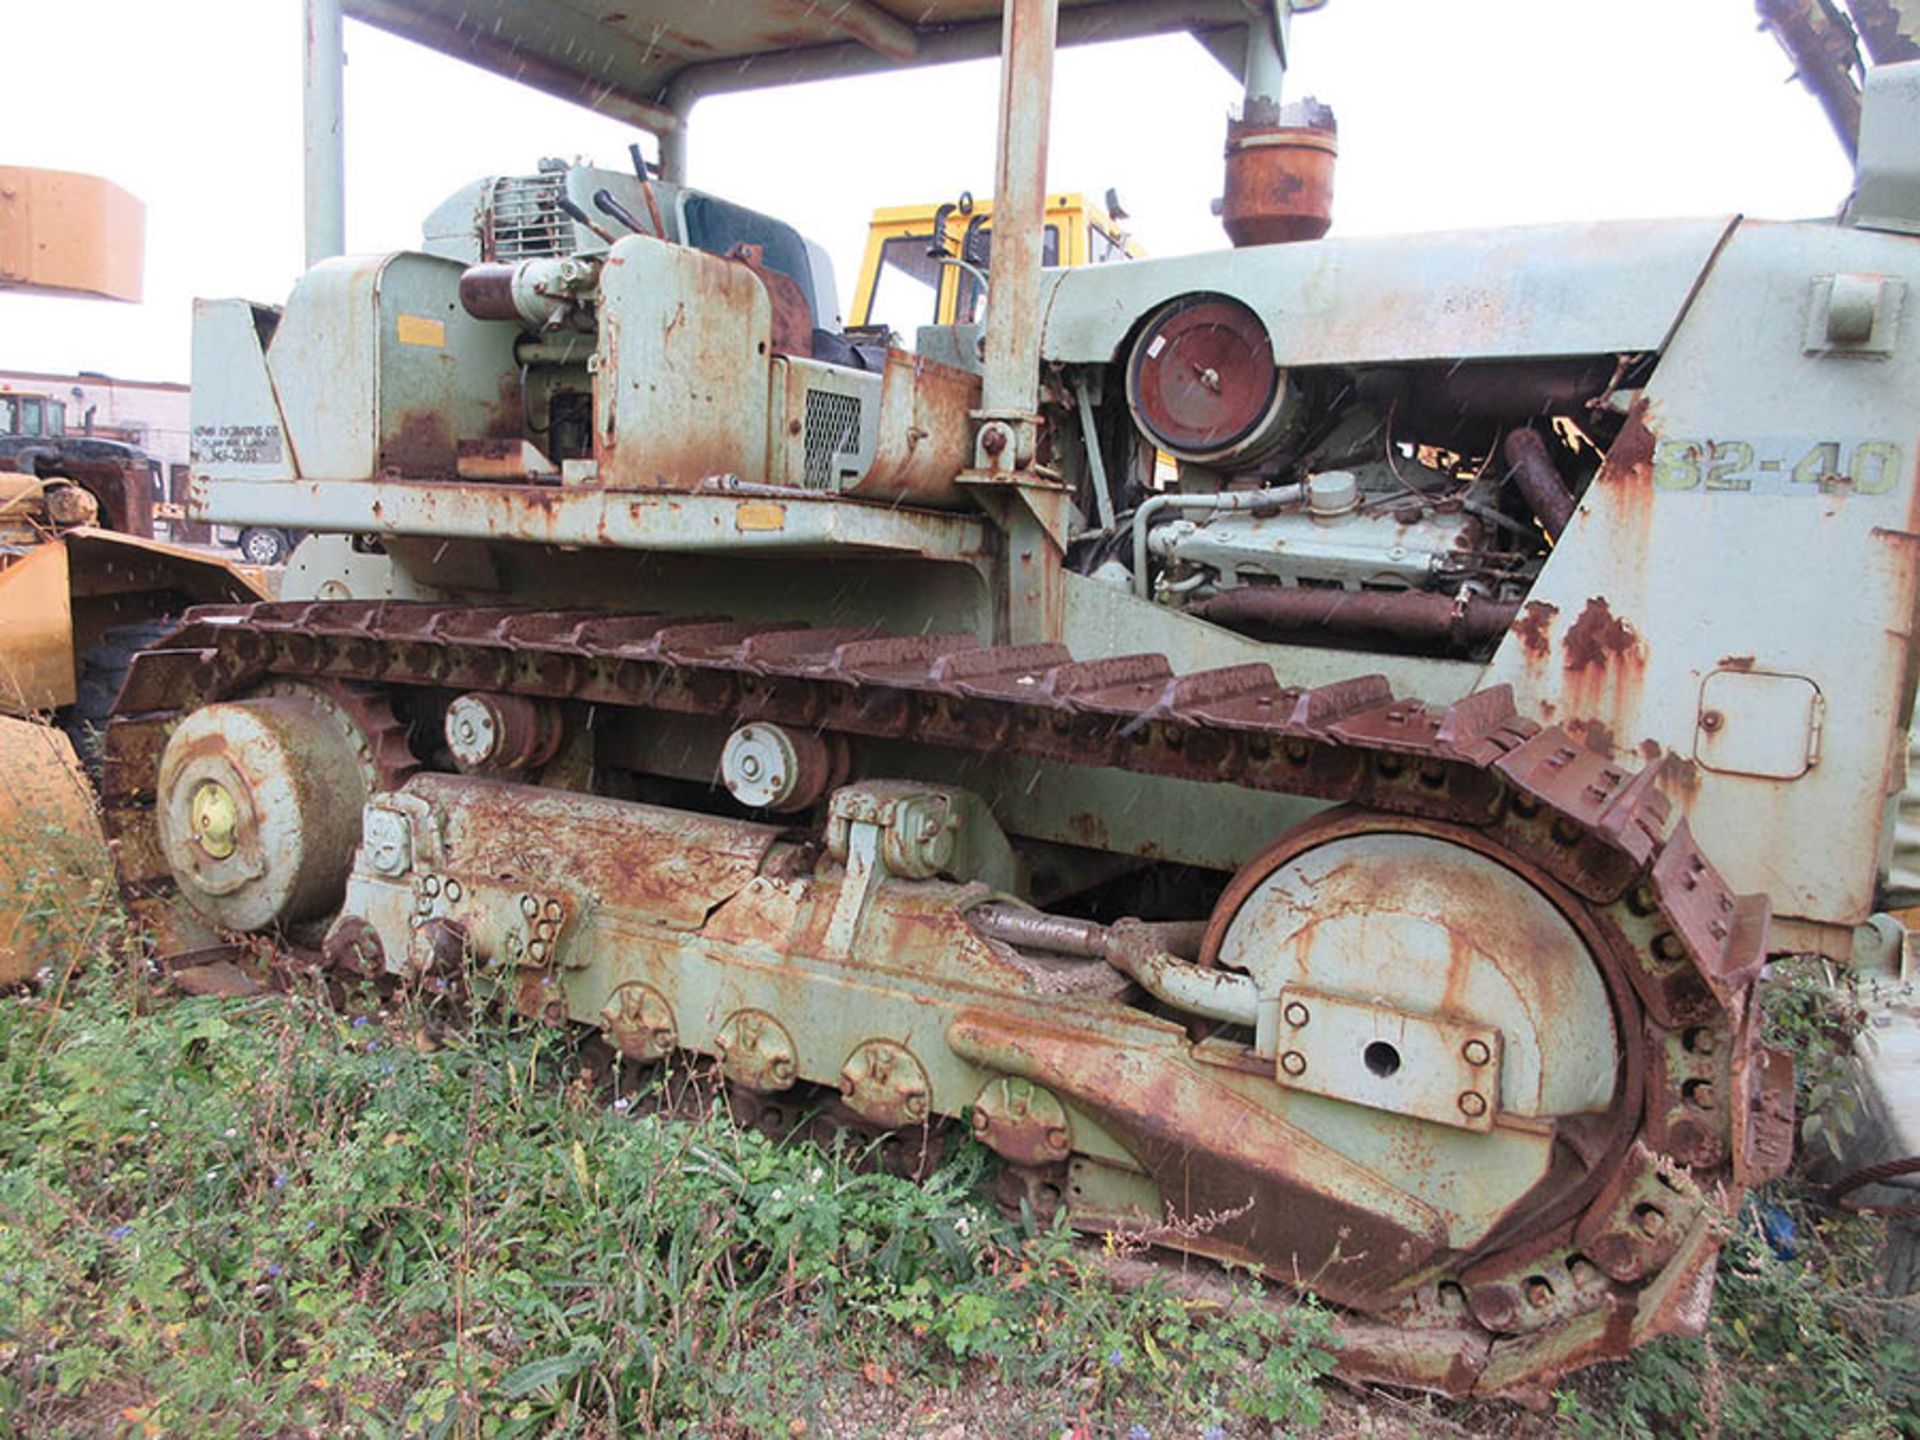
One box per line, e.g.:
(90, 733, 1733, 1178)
(62, 618, 179, 770)
(238, 526, 289, 566)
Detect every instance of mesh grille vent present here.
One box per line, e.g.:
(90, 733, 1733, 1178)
(487, 174, 573, 262)
(802, 390, 863, 490)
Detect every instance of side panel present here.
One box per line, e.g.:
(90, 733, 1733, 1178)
(1041, 218, 1735, 366)
(595, 235, 771, 490)
(189, 300, 296, 482)
(262, 258, 379, 478)
(373, 253, 525, 476)
(1484, 220, 1920, 932)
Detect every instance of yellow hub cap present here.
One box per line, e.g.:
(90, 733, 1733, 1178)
(189, 780, 240, 860)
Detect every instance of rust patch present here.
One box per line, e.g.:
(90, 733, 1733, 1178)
(1717, 654, 1755, 672)
(1661, 754, 1701, 798)
(1513, 600, 1559, 659)
(382, 409, 456, 477)
(724, 242, 813, 358)
(1562, 598, 1640, 674)
(1567, 717, 1615, 757)
(1638, 738, 1662, 761)
(487, 371, 525, 439)
(1594, 399, 1657, 488)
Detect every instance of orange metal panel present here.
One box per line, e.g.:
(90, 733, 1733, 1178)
(0, 167, 145, 303)
(0, 541, 77, 713)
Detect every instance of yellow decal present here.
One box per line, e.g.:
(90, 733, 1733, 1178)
(735, 501, 787, 532)
(396, 313, 446, 348)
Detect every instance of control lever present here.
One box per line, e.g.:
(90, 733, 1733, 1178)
(592, 189, 648, 237)
(554, 195, 617, 246)
(626, 143, 668, 237)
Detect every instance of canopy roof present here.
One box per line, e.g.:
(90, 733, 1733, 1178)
(343, 0, 1263, 132)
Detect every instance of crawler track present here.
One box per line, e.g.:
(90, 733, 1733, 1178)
(100, 600, 1796, 1398)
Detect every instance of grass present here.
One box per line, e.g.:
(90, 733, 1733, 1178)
(0, 918, 1335, 1437)
(0, 816, 1911, 1439)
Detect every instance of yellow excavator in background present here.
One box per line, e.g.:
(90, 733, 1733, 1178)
(850, 191, 1137, 336)
(0, 166, 264, 982)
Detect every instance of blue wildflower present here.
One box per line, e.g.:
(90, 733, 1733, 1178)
(272, 1172, 287, 1190)
(1129, 1426, 1150, 1440)
(351, 1015, 370, 1029)
(1107, 1347, 1124, 1367)
(266, 1262, 283, 1278)
(1202, 1426, 1227, 1440)
(108, 1225, 132, 1241)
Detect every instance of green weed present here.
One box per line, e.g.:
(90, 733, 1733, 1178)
(0, 947, 1333, 1438)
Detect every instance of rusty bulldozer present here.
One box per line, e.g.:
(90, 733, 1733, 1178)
(67, 0, 1920, 1398)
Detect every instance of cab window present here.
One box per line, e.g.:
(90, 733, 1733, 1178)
(17, 398, 44, 436)
(949, 224, 1059, 324)
(0, 397, 15, 435)
(864, 235, 944, 342)
(49, 401, 66, 437)
(1089, 223, 1127, 264)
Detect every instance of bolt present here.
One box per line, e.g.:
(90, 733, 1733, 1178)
(971, 1110, 992, 1136)
(423, 875, 441, 897)
(1637, 1205, 1667, 1237)
(1282, 1001, 1311, 1028)
(1700, 710, 1723, 734)
(1044, 1125, 1071, 1155)
(1458, 1090, 1488, 1118)
(1279, 1050, 1307, 1077)
(1687, 1081, 1716, 1110)
(981, 425, 1008, 457)
(1462, 1038, 1492, 1067)
(1525, 1278, 1555, 1308)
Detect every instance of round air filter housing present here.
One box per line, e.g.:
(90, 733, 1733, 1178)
(1126, 293, 1293, 467)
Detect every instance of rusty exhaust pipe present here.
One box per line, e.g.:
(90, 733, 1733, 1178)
(1504, 429, 1577, 540)
(1191, 587, 1519, 650)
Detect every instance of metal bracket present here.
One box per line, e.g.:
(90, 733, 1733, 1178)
(1273, 985, 1504, 1133)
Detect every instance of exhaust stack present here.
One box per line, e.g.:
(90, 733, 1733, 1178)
(1221, 7, 1336, 246)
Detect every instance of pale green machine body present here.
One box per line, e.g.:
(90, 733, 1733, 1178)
(121, 0, 1920, 1395)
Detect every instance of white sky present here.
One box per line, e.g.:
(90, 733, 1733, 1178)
(0, 1, 1854, 383)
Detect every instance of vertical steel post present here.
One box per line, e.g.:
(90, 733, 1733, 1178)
(977, 0, 1057, 445)
(659, 119, 689, 186)
(1243, 5, 1289, 124)
(966, 0, 1066, 649)
(304, 0, 347, 268)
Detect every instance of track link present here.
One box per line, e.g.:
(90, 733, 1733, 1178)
(100, 600, 1797, 1399)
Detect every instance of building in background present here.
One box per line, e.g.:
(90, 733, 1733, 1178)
(0, 368, 188, 473)
(0, 369, 196, 537)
